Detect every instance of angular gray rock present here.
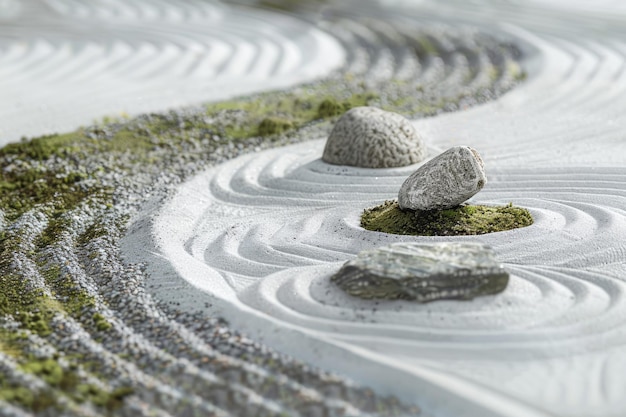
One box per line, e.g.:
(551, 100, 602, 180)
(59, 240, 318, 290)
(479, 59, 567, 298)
(322, 106, 426, 168)
(398, 146, 486, 211)
(330, 242, 508, 302)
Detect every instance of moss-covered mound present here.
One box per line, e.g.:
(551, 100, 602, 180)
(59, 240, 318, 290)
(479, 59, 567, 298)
(361, 200, 533, 236)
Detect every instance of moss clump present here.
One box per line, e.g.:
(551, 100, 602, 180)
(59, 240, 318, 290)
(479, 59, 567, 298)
(0, 272, 60, 339)
(102, 386, 135, 410)
(317, 98, 345, 118)
(11, 357, 132, 411)
(0, 385, 58, 412)
(92, 313, 111, 332)
(21, 358, 64, 386)
(317, 94, 379, 119)
(257, 117, 294, 136)
(362, 200, 533, 236)
(204, 89, 378, 140)
(0, 132, 81, 161)
(74, 383, 133, 411)
(0, 166, 105, 222)
(15, 310, 53, 337)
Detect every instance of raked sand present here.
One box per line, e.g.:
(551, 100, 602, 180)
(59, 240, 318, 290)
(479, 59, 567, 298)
(0, 0, 344, 144)
(3, 0, 626, 416)
(144, 2, 626, 417)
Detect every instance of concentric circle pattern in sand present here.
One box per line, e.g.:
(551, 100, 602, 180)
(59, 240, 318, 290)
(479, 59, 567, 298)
(156, 145, 626, 417)
(4, 0, 626, 416)
(151, 2, 626, 417)
(0, 0, 344, 143)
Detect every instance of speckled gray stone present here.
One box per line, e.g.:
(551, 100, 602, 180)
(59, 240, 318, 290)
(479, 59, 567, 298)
(330, 242, 508, 301)
(322, 106, 426, 168)
(398, 146, 486, 211)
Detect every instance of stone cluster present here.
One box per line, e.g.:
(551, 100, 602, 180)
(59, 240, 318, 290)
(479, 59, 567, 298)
(325, 108, 505, 302)
(323, 107, 486, 211)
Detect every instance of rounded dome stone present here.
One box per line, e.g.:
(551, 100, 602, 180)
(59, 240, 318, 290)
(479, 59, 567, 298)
(322, 106, 426, 168)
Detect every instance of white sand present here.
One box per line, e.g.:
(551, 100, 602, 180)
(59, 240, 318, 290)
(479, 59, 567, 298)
(4, 0, 626, 415)
(0, 0, 344, 143)
(144, 2, 626, 417)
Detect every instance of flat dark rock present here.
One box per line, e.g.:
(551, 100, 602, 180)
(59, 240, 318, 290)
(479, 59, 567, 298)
(331, 242, 508, 302)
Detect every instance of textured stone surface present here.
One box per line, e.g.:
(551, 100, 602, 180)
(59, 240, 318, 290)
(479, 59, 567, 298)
(330, 242, 508, 301)
(322, 106, 426, 168)
(398, 146, 486, 211)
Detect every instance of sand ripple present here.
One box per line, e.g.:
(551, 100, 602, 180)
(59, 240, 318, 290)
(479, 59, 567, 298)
(7, 0, 616, 416)
(155, 138, 626, 416)
(0, 0, 344, 143)
(151, 3, 626, 416)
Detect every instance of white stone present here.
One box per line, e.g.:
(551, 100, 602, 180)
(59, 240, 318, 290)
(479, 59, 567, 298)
(398, 146, 486, 211)
(322, 106, 426, 168)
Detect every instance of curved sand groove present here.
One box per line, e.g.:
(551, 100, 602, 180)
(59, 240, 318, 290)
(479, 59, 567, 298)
(45, 0, 225, 21)
(154, 142, 626, 416)
(324, 16, 518, 97)
(2, 0, 624, 416)
(157, 144, 626, 345)
(0, 0, 344, 143)
(148, 3, 626, 417)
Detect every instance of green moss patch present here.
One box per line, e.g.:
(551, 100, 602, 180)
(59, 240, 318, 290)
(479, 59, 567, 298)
(205, 89, 379, 139)
(1, 356, 133, 412)
(0, 384, 57, 413)
(258, 117, 294, 136)
(362, 201, 533, 236)
(0, 132, 82, 161)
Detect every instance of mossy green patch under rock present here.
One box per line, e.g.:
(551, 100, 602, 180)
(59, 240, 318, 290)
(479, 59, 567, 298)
(362, 200, 533, 236)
